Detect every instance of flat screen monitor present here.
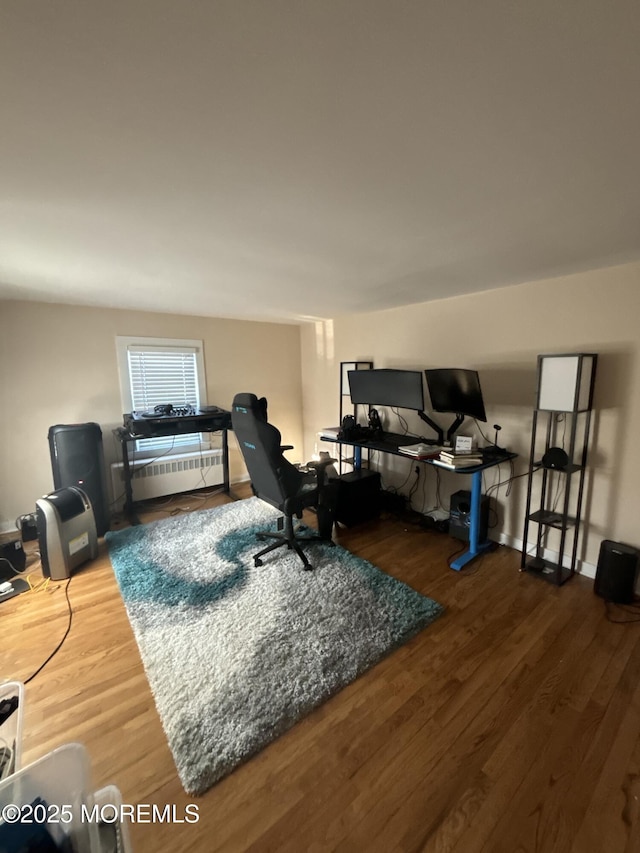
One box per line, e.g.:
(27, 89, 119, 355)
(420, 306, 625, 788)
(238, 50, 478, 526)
(348, 369, 425, 411)
(425, 368, 487, 422)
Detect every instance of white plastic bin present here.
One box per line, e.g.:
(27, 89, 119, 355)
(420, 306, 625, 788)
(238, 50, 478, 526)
(0, 742, 101, 851)
(0, 680, 24, 781)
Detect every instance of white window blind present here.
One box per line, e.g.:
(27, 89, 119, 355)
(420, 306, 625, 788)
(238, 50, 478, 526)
(124, 342, 206, 453)
(128, 346, 199, 411)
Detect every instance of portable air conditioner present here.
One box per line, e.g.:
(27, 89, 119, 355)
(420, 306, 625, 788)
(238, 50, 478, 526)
(36, 487, 98, 581)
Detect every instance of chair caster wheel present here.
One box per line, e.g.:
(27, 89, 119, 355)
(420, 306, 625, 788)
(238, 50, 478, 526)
(254, 558, 263, 567)
(304, 564, 314, 572)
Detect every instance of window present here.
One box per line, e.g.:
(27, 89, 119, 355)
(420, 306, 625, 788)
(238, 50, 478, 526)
(116, 336, 208, 455)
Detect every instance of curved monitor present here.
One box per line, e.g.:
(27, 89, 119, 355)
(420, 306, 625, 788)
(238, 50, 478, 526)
(348, 369, 424, 411)
(425, 368, 487, 422)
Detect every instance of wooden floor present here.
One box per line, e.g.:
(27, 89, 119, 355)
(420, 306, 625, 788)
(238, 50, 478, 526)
(2, 484, 640, 852)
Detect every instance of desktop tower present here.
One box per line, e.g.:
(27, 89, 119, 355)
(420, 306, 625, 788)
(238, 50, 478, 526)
(335, 469, 381, 527)
(449, 490, 490, 543)
(594, 540, 639, 604)
(48, 423, 110, 536)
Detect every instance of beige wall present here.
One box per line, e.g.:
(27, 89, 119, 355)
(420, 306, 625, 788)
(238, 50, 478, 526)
(0, 301, 303, 531)
(301, 261, 640, 572)
(4, 260, 639, 571)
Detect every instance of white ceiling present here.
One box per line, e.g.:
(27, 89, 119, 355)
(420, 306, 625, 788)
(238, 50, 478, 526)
(1, 1, 640, 324)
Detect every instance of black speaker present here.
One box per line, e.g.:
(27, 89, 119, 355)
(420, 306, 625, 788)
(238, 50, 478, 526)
(338, 415, 356, 440)
(335, 469, 381, 527)
(48, 423, 110, 536)
(449, 489, 489, 543)
(594, 540, 639, 604)
(542, 447, 569, 469)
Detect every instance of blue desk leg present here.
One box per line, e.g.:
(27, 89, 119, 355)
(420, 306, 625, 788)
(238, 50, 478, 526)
(450, 469, 492, 571)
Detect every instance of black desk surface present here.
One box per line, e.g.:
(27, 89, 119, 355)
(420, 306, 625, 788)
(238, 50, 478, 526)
(323, 430, 431, 454)
(321, 432, 516, 470)
(426, 450, 517, 473)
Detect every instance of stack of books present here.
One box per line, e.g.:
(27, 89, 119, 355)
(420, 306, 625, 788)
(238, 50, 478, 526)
(432, 448, 483, 469)
(398, 443, 444, 459)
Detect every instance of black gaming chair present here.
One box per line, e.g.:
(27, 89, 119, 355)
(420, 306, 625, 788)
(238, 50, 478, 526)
(231, 393, 337, 571)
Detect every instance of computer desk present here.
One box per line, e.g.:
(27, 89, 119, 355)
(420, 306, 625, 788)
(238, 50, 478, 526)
(321, 431, 516, 571)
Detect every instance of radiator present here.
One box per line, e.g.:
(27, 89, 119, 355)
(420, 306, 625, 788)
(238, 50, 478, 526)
(110, 449, 224, 506)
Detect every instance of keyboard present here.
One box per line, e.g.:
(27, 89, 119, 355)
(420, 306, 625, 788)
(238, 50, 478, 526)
(376, 433, 438, 448)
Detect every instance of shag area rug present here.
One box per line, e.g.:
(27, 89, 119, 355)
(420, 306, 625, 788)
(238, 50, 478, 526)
(105, 497, 443, 795)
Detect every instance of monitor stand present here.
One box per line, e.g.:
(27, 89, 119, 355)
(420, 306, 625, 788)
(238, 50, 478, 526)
(445, 414, 466, 443)
(417, 411, 444, 445)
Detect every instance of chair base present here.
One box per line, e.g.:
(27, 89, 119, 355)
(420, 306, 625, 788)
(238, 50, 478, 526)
(253, 516, 333, 571)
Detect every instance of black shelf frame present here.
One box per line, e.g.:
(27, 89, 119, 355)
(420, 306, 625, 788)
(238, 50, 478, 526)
(338, 361, 373, 475)
(524, 557, 574, 585)
(521, 354, 597, 586)
(532, 460, 583, 475)
(527, 509, 577, 530)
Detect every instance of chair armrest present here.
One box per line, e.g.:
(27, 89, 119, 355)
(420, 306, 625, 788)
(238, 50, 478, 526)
(307, 458, 336, 471)
(298, 454, 338, 491)
(280, 445, 295, 453)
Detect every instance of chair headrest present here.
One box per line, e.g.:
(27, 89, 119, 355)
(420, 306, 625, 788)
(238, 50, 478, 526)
(232, 393, 268, 422)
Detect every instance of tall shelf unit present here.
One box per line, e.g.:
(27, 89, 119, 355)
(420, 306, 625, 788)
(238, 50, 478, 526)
(338, 361, 373, 473)
(521, 353, 598, 586)
(340, 361, 374, 425)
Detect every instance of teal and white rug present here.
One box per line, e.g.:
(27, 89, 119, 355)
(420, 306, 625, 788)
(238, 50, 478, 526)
(106, 497, 444, 795)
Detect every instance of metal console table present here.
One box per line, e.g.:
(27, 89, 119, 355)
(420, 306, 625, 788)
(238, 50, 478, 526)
(114, 408, 232, 524)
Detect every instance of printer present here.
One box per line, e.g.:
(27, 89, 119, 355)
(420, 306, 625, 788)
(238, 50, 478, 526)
(36, 487, 98, 581)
